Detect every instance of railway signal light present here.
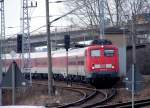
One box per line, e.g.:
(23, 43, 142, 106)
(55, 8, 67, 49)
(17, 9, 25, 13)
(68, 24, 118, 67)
(17, 34, 22, 53)
(64, 35, 70, 51)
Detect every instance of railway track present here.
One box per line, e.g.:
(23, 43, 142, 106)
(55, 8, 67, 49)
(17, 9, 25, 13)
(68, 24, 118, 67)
(30, 79, 150, 108)
(95, 98, 150, 108)
(32, 80, 117, 108)
(32, 81, 97, 107)
(54, 86, 97, 108)
(80, 88, 117, 108)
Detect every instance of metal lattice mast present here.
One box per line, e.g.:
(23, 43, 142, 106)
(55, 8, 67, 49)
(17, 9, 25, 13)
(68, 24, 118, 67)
(22, 0, 31, 83)
(98, 0, 105, 39)
(21, 0, 37, 84)
(0, 0, 5, 105)
(1, 0, 5, 71)
(1, 1, 4, 41)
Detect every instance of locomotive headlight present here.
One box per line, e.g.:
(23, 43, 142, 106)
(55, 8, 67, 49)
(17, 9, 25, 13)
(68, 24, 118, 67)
(112, 65, 115, 69)
(92, 66, 95, 69)
(92, 64, 95, 69)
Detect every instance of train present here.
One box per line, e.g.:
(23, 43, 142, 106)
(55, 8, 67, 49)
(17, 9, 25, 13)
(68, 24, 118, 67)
(4, 39, 120, 84)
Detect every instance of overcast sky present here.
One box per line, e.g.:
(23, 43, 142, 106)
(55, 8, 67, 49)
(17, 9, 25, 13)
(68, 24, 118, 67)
(5, 0, 69, 37)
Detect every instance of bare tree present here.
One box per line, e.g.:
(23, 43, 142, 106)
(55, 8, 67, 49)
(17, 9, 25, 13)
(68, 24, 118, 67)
(118, 0, 150, 21)
(64, 0, 125, 27)
(64, 0, 102, 28)
(64, 0, 150, 27)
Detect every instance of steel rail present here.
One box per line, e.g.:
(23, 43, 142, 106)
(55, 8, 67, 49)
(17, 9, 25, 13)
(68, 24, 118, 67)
(96, 98, 150, 108)
(33, 81, 150, 108)
(54, 85, 97, 108)
(32, 82, 88, 108)
(44, 87, 87, 108)
(55, 87, 87, 107)
(32, 81, 98, 108)
(82, 88, 117, 108)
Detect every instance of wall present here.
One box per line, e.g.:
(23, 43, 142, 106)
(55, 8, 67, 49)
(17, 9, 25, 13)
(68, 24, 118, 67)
(105, 34, 127, 76)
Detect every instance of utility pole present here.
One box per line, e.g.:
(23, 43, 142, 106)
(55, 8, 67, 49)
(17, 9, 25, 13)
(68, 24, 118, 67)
(44, 0, 86, 95)
(12, 61, 16, 105)
(0, 0, 5, 105)
(116, 0, 119, 26)
(106, 0, 114, 26)
(64, 35, 70, 86)
(21, 0, 37, 85)
(131, 13, 136, 108)
(45, 0, 54, 96)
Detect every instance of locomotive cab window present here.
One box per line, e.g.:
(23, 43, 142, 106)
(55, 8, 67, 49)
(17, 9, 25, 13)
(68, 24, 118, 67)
(104, 49, 114, 57)
(91, 50, 101, 57)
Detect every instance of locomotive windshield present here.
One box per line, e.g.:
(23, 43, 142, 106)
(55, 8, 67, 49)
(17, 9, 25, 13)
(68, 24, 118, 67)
(91, 50, 101, 57)
(104, 49, 114, 57)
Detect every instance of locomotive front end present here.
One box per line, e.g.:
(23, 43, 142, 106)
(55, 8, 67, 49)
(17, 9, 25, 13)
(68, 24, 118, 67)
(85, 45, 120, 84)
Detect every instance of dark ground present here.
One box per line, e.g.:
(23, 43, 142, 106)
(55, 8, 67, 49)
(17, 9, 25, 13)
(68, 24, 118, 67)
(2, 76, 150, 106)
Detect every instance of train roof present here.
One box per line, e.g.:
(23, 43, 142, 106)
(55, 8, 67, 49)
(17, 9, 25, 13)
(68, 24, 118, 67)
(4, 48, 87, 59)
(52, 47, 87, 57)
(4, 52, 48, 59)
(4, 44, 118, 60)
(74, 39, 112, 48)
(88, 44, 118, 49)
(53, 44, 118, 57)
(91, 39, 112, 45)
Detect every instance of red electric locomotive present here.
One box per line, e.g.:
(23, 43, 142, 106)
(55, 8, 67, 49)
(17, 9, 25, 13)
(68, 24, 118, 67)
(85, 45, 119, 82)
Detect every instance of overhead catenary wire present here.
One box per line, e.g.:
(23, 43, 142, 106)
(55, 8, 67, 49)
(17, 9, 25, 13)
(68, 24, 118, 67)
(6, 0, 103, 38)
(31, 0, 97, 33)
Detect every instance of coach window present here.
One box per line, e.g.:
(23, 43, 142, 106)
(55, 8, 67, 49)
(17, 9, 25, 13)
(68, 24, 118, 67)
(104, 49, 114, 57)
(91, 50, 101, 57)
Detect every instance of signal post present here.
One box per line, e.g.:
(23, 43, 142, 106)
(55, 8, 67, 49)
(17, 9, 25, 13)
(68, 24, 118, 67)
(64, 35, 70, 85)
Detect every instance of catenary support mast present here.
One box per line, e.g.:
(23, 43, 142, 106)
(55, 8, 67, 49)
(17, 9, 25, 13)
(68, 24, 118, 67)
(22, 0, 31, 84)
(0, 0, 5, 105)
(21, 0, 37, 84)
(98, 0, 105, 39)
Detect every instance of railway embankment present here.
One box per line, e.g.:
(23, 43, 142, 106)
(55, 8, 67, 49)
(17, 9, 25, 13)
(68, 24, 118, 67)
(2, 77, 150, 107)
